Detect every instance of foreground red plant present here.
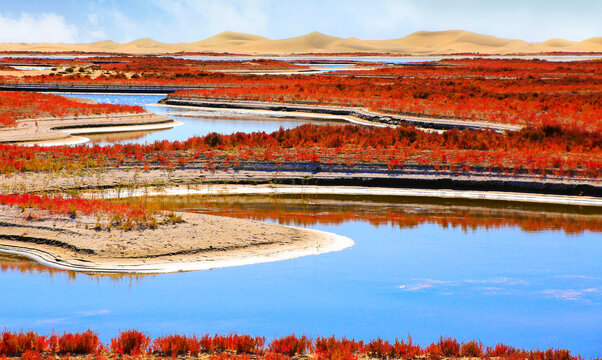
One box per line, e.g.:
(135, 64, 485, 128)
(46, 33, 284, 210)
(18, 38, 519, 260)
(0, 330, 583, 360)
(110, 330, 150, 355)
(268, 334, 312, 356)
(0, 330, 99, 356)
(53, 330, 100, 354)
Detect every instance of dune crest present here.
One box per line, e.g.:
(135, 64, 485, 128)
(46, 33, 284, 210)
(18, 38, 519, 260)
(0, 30, 601, 55)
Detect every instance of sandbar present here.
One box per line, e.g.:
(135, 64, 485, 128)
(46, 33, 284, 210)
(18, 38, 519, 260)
(0, 205, 353, 274)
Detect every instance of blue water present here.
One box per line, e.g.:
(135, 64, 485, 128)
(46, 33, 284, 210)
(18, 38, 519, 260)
(25, 93, 602, 358)
(0, 206, 600, 357)
(63, 94, 336, 145)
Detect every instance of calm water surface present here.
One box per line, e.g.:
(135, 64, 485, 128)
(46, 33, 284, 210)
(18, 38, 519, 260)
(0, 196, 600, 357)
(63, 94, 340, 145)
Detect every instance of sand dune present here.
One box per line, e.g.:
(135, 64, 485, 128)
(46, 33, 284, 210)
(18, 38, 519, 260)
(0, 30, 600, 55)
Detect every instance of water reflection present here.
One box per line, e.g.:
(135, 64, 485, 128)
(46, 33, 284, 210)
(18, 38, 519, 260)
(127, 194, 602, 235)
(0, 254, 151, 284)
(1, 196, 600, 356)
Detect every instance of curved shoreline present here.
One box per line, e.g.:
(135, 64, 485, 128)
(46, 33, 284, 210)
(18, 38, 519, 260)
(0, 229, 353, 274)
(159, 97, 523, 132)
(0, 208, 354, 274)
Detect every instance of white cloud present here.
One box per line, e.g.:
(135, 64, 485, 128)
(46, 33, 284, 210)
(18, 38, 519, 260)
(0, 12, 79, 43)
(153, 0, 269, 39)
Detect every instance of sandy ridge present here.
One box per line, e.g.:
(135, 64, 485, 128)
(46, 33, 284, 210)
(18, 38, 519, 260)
(0, 112, 179, 144)
(1, 30, 601, 55)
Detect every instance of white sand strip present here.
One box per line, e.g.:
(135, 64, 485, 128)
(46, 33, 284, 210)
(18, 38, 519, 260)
(97, 184, 602, 207)
(63, 120, 183, 134)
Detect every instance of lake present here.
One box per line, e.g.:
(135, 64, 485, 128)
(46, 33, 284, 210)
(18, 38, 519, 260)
(63, 93, 343, 145)
(0, 195, 600, 357)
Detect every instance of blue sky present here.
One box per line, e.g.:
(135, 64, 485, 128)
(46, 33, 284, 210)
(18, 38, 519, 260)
(0, 0, 600, 43)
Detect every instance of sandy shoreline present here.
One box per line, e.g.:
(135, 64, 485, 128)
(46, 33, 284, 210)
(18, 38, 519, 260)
(1, 165, 599, 203)
(0, 205, 353, 274)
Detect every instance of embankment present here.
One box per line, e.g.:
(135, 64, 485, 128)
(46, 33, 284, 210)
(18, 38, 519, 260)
(159, 97, 522, 132)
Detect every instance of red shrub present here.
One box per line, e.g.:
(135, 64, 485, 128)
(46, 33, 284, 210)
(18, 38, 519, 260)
(57, 330, 99, 354)
(0, 331, 47, 356)
(437, 337, 460, 357)
(425, 343, 444, 360)
(543, 349, 573, 360)
(315, 336, 361, 360)
(110, 330, 150, 355)
(152, 334, 189, 356)
(460, 340, 483, 357)
(365, 338, 394, 358)
(393, 336, 422, 359)
(229, 334, 265, 354)
(487, 343, 517, 358)
(212, 334, 229, 353)
(187, 335, 201, 355)
(268, 335, 312, 357)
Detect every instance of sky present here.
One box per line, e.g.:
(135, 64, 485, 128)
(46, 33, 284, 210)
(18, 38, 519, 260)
(0, 0, 600, 44)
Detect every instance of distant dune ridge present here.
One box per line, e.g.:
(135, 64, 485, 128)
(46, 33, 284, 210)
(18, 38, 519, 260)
(1, 30, 601, 54)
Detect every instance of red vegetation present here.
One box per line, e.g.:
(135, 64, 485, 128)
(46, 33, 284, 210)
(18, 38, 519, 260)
(0, 330, 582, 360)
(460, 340, 484, 357)
(110, 330, 150, 355)
(0, 91, 143, 126)
(0, 194, 156, 230)
(54, 330, 100, 354)
(315, 336, 363, 360)
(0, 122, 599, 179)
(268, 334, 312, 357)
(0, 330, 99, 356)
(2, 57, 599, 132)
(171, 59, 602, 133)
(151, 333, 264, 356)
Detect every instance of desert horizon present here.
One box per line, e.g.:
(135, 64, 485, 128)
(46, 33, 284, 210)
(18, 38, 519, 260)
(2, 29, 601, 55)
